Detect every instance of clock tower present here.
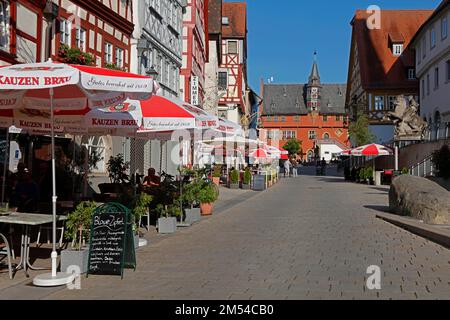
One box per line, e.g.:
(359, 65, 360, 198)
(307, 52, 322, 112)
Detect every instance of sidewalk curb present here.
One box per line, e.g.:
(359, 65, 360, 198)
(376, 212, 450, 249)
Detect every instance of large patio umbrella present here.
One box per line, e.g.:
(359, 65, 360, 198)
(350, 143, 393, 156)
(0, 61, 158, 287)
(350, 143, 393, 180)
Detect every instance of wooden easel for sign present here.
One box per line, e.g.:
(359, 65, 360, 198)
(87, 203, 136, 279)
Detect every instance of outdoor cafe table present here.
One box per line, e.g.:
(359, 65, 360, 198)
(0, 213, 66, 278)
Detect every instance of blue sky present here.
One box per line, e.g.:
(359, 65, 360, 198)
(241, 0, 442, 93)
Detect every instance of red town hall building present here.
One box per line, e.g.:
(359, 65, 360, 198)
(260, 55, 350, 163)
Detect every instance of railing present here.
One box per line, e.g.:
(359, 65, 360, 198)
(423, 122, 450, 142)
(409, 155, 434, 177)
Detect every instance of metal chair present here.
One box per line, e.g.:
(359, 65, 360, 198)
(138, 207, 151, 231)
(0, 233, 13, 279)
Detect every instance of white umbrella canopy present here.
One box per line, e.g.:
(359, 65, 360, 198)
(0, 61, 158, 287)
(350, 143, 393, 156)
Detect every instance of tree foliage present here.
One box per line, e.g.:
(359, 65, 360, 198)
(283, 139, 302, 156)
(349, 114, 375, 146)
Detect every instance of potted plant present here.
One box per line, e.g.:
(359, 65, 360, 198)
(229, 169, 240, 189)
(156, 203, 181, 234)
(212, 165, 221, 186)
(99, 154, 131, 195)
(358, 167, 366, 183)
(61, 201, 97, 274)
(401, 167, 410, 175)
(198, 182, 219, 216)
(131, 193, 153, 247)
(366, 167, 374, 185)
(181, 178, 201, 225)
(242, 168, 252, 189)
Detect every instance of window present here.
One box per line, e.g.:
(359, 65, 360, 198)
(434, 67, 439, 89)
(88, 136, 106, 173)
(273, 116, 278, 122)
(0, 0, 10, 52)
(417, 44, 421, 64)
(322, 115, 328, 122)
(447, 60, 450, 82)
(431, 26, 436, 49)
(104, 42, 113, 64)
(422, 79, 425, 98)
(227, 40, 238, 54)
(75, 28, 86, 51)
(165, 61, 170, 84)
(393, 44, 403, 56)
(115, 47, 124, 68)
(218, 71, 227, 91)
(407, 68, 416, 80)
(388, 96, 397, 110)
(268, 130, 280, 140)
(323, 133, 330, 140)
(308, 130, 316, 140)
(427, 74, 430, 95)
(442, 16, 448, 40)
(422, 37, 426, 58)
(60, 19, 71, 46)
(281, 116, 286, 122)
(374, 96, 385, 111)
(283, 131, 296, 140)
(294, 116, 300, 122)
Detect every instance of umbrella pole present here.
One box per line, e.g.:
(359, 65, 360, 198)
(50, 87, 57, 277)
(1, 128, 9, 204)
(33, 88, 74, 287)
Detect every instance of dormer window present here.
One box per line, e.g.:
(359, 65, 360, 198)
(222, 17, 229, 25)
(389, 33, 405, 56)
(393, 44, 403, 56)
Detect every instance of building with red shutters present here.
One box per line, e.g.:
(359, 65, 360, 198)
(260, 54, 350, 163)
(180, 0, 208, 107)
(218, 1, 248, 126)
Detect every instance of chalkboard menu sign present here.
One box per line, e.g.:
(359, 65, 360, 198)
(87, 203, 136, 278)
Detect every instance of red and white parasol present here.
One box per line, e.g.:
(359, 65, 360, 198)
(249, 149, 268, 159)
(0, 61, 158, 287)
(350, 144, 393, 156)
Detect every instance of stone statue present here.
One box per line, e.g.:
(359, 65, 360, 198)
(384, 95, 428, 140)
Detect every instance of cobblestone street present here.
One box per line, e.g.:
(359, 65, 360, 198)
(2, 167, 450, 300)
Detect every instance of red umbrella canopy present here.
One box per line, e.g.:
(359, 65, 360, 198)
(350, 144, 393, 156)
(249, 149, 268, 158)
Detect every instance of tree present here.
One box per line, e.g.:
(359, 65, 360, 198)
(432, 145, 450, 179)
(349, 114, 375, 146)
(283, 139, 302, 156)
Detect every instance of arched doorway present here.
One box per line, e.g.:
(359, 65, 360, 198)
(323, 133, 330, 140)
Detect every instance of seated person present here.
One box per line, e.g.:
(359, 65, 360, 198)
(11, 172, 39, 212)
(142, 168, 161, 187)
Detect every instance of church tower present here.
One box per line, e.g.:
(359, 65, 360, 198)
(306, 52, 322, 112)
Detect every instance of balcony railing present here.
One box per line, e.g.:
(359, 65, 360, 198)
(409, 155, 434, 178)
(423, 122, 450, 142)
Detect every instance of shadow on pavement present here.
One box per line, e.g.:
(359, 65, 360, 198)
(364, 205, 391, 213)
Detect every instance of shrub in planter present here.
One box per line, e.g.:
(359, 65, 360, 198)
(229, 169, 240, 189)
(156, 203, 181, 234)
(358, 167, 366, 183)
(401, 167, 410, 175)
(242, 168, 252, 189)
(198, 183, 219, 216)
(131, 193, 153, 239)
(365, 167, 374, 185)
(212, 165, 221, 185)
(181, 178, 202, 224)
(62, 201, 97, 273)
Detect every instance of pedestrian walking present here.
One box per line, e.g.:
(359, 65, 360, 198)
(284, 159, 291, 178)
(290, 158, 298, 177)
